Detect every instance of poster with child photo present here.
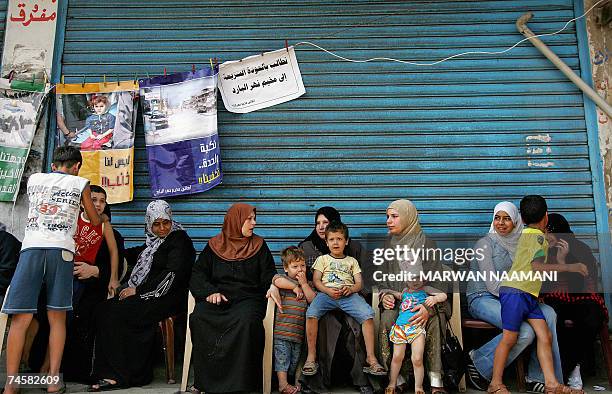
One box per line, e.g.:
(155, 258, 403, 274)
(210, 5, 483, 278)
(55, 81, 138, 203)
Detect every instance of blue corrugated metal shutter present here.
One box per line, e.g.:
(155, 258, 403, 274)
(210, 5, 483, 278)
(58, 0, 601, 261)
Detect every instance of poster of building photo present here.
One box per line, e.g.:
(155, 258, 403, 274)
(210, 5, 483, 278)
(139, 68, 222, 198)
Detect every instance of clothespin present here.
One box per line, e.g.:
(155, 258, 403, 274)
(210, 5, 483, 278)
(43, 72, 48, 85)
(192, 64, 196, 73)
(133, 73, 137, 84)
(82, 75, 86, 88)
(146, 71, 150, 79)
(285, 39, 289, 52)
(116, 75, 120, 86)
(31, 74, 36, 85)
(164, 67, 167, 77)
(8, 70, 15, 83)
(209, 58, 214, 72)
(103, 74, 107, 86)
(61, 75, 65, 85)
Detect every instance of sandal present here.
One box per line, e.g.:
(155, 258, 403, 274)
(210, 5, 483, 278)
(301, 361, 319, 376)
(88, 379, 123, 392)
(488, 383, 511, 394)
(362, 362, 387, 376)
(280, 384, 300, 394)
(431, 387, 447, 394)
(187, 385, 202, 394)
(385, 388, 396, 394)
(46, 383, 66, 394)
(544, 384, 584, 394)
(415, 390, 426, 394)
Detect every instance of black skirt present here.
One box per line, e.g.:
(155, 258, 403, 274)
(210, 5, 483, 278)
(190, 296, 267, 393)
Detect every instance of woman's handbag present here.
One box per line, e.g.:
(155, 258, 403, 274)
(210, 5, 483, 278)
(438, 315, 466, 390)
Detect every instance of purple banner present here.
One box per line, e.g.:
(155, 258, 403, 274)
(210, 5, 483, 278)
(147, 134, 221, 198)
(139, 67, 221, 198)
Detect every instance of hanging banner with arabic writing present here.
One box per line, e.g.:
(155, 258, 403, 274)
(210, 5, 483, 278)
(139, 67, 221, 198)
(2, 0, 58, 80)
(218, 47, 305, 113)
(55, 82, 139, 204)
(0, 78, 48, 201)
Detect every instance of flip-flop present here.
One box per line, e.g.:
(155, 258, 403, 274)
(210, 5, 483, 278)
(301, 361, 319, 376)
(281, 384, 300, 394)
(487, 384, 510, 394)
(46, 383, 66, 394)
(362, 362, 387, 376)
(88, 379, 123, 392)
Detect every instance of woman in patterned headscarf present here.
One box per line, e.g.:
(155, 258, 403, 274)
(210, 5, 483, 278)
(189, 203, 278, 394)
(89, 200, 195, 391)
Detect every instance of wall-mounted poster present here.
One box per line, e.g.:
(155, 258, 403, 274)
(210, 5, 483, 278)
(55, 82, 139, 204)
(0, 78, 48, 201)
(218, 47, 305, 113)
(139, 67, 221, 198)
(1, 0, 58, 81)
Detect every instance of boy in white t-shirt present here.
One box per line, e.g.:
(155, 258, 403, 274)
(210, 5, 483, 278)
(2, 146, 101, 394)
(302, 221, 386, 377)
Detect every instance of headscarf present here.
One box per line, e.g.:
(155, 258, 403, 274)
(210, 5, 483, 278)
(488, 201, 524, 257)
(303, 206, 342, 254)
(128, 200, 183, 287)
(208, 203, 264, 261)
(379, 200, 428, 292)
(545, 212, 586, 291)
(387, 199, 426, 251)
(542, 213, 607, 319)
(546, 213, 572, 237)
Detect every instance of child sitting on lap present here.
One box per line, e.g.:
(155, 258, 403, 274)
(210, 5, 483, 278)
(302, 221, 386, 377)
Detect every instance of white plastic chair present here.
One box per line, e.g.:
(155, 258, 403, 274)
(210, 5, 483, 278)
(180, 291, 275, 393)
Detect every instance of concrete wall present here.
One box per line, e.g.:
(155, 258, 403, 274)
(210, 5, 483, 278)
(585, 0, 612, 240)
(0, 114, 47, 241)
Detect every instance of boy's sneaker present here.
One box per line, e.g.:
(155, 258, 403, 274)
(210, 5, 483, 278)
(526, 381, 546, 393)
(466, 350, 489, 391)
(567, 365, 583, 390)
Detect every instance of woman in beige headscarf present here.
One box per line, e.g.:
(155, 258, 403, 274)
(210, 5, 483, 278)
(377, 199, 450, 394)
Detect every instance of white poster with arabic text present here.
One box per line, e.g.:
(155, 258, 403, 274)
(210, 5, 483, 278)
(1, 0, 58, 81)
(218, 47, 305, 113)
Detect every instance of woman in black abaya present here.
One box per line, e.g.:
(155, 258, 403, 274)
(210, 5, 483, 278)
(88, 200, 195, 391)
(189, 203, 279, 393)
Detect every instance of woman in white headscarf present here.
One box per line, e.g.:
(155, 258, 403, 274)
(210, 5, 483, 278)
(89, 200, 196, 391)
(465, 201, 563, 393)
(377, 199, 450, 394)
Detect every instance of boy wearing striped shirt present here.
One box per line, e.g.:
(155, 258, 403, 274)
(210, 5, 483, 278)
(273, 247, 316, 394)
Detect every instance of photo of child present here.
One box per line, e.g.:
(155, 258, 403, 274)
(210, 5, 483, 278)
(79, 95, 115, 151)
(56, 91, 137, 152)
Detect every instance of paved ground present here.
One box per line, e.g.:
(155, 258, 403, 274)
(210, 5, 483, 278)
(0, 337, 609, 393)
(5, 371, 609, 394)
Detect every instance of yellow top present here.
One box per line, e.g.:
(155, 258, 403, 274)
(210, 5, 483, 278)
(501, 227, 548, 297)
(312, 254, 361, 289)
